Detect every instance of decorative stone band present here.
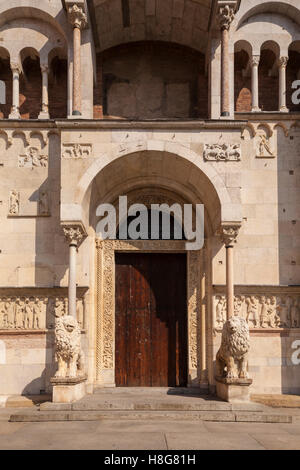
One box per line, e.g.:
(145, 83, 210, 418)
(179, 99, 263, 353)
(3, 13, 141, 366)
(62, 223, 87, 247)
(203, 143, 241, 161)
(67, 4, 87, 29)
(214, 291, 300, 330)
(220, 224, 240, 247)
(0, 287, 87, 332)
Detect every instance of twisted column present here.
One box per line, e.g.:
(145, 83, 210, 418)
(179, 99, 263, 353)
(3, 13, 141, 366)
(68, 5, 87, 116)
(9, 62, 21, 119)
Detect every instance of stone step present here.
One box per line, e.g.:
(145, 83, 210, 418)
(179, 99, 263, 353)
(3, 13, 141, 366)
(39, 400, 263, 412)
(92, 387, 208, 396)
(9, 409, 293, 423)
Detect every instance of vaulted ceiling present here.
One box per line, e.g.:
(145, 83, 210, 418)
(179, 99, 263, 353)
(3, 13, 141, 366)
(88, 0, 214, 53)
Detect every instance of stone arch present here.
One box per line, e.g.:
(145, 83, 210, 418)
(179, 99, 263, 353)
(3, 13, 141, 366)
(67, 141, 241, 235)
(236, 1, 300, 29)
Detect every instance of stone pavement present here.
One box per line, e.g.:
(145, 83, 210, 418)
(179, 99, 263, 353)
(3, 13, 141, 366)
(0, 408, 300, 450)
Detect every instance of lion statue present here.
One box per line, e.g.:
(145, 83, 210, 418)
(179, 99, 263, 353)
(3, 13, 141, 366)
(54, 315, 84, 378)
(216, 316, 250, 380)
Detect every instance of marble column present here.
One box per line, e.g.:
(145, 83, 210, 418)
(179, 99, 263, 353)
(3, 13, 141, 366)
(38, 64, 50, 119)
(278, 56, 289, 113)
(68, 4, 87, 116)
(218, 4, 235, 117)
(221, 225, 240, 320)
(251, 55, 261, 112)
(63, 224, 86, 319)
(9, 62, 21, 119)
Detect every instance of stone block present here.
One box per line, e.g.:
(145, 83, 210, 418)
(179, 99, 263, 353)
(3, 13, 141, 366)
(216, 377, 253, 403)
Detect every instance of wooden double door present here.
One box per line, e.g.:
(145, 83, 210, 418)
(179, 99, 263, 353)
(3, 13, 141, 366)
(115, 253, 187, 387)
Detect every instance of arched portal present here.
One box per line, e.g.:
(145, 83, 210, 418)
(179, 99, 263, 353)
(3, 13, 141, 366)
(61, 143, 242, 389)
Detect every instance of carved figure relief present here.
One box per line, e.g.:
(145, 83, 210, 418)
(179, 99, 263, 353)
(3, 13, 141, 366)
(62, 143, 92, 159)
(257, 134, 275, 158)
(0, 295, 84, 330)
(19, 146, 48, 168)
(214, 294, 300, 329)
(204, 144, 241, 161)
(9, 190, 19, 215)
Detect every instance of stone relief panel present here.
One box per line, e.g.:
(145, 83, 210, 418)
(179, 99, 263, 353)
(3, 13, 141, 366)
(18, 146, 48, 168)
(0, 295, 85, 331)
(9, 190, 19, 215)
(203, 143, 241, 161)
(214, 294, 300, 330)
(62, 143, 92, 159)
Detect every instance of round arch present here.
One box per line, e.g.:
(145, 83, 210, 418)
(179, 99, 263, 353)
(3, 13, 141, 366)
(63, 141, 242, 235)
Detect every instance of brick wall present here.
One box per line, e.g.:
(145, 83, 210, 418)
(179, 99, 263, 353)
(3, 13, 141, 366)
(234, 50, 251, 112)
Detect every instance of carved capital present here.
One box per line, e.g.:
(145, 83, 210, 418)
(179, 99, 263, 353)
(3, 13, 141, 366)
(218, 4, 236, 30)
(251, 55, 260, 67)
(62, 223, 87, 247)
(68, 4, 87, 29)
(220, 224, 240, 246)
(40, 64, 49, 74)
(278, 56, 289, 69)
(10, 62, 21, 74)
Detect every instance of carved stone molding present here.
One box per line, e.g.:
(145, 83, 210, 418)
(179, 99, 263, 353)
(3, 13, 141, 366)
(62, 223, 87, 247)
(18, 146, 48, 168)
(96, 239, 202, 385)
(67, 4, 87, 29)
(203, 143, 241, 161)
(62, 143, 92, 159)
(0, 292, 86, 331)
(220, 224, 240, 246)
(214, 293, 300, 330)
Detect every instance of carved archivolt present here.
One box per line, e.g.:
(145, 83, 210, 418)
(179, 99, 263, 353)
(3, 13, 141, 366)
(96, 239, 202, 383)
(203, 143, 241, 161)
(214, 294, 300, 330)
(0, 295, 85, 331)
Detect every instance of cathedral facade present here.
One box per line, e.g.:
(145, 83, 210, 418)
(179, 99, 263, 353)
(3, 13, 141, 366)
(0, 0, 299, 399)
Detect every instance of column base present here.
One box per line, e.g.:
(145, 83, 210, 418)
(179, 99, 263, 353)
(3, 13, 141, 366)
(279, 107, 289, 113)
(251, 107, 261, 112)
(51, 375, 87, 403)
(9, 110, 20, 119)
(215, 377, 253, 403)
(221, 111, 230, 117)
(38, 111, 50, 119)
